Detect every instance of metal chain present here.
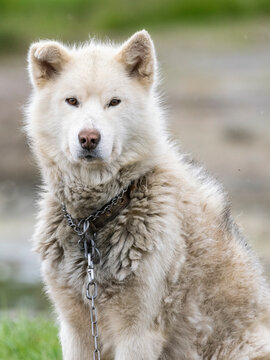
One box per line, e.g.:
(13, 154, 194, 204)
(62, 185, 129, 236)
(62, 185, 130, 359)
(83, 225, 101, 360)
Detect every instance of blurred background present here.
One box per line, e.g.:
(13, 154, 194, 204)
(0, 0, 270, 357)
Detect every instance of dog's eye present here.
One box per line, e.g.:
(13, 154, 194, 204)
(108, 98, 121, 107)
(65, 97, 79, 107)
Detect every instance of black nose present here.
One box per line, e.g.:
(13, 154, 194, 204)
(78, 129, 101, 151)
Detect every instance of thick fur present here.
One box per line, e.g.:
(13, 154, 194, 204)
(26, 31, 270, 359)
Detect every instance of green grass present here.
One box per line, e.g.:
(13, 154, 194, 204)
(0, 282, 60, 358)
(0, 0, 270, 54)
(0, 315, 61, 360)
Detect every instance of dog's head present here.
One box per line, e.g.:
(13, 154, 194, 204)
(27, 31, 163, 175)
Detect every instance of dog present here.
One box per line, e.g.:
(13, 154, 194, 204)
(26, 30, 270, 359)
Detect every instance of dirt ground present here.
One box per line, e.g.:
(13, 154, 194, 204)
(0, 22, 269, 293)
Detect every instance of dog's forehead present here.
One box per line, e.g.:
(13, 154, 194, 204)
(62, 44, 125, 93)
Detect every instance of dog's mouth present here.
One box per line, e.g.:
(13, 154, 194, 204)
(78, 150, 102, 162)
(83, 154, 95, 162)
(79, 154, 98, 162)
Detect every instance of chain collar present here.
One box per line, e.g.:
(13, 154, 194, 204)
(62, 183, 131, 236)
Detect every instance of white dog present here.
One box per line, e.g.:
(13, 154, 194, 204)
(26, 30, 270, 359)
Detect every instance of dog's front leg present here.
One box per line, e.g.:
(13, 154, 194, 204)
(43, 263, 93, 359)
(114, 331, 164, 360)
(60, 316, 93, 360)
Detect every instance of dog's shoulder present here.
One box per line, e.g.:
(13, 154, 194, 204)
(32, 189, 65, 260)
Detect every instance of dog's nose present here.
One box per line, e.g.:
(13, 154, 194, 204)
(78, 129, 101, 151)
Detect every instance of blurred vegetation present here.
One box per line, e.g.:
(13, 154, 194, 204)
(0, 315, 61, 360)
(0, 281, 51, 312)
(0, 0, 270, 54)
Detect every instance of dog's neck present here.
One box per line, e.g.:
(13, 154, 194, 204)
(44, 158, 154, 219)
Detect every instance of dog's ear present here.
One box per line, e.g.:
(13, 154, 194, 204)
(116, 30, 156, 88)
(28, 40, 71, 88)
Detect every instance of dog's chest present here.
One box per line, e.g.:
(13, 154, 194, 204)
(41, 176, 178, 300)
(61, 209, 155, 289)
